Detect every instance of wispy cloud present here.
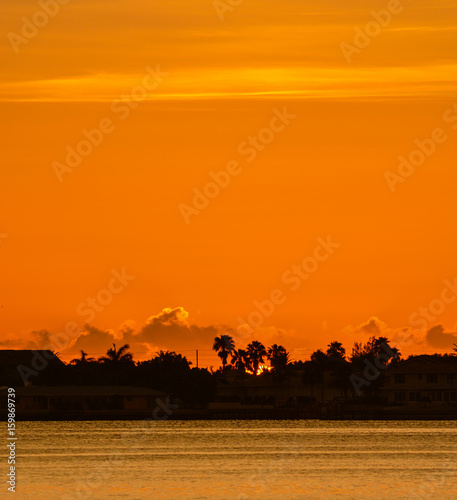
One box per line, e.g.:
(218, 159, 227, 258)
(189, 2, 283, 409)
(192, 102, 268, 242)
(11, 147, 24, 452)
(1, 63, 456, 102)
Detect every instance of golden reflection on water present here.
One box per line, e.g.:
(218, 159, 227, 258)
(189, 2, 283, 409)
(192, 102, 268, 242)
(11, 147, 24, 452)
(13, 420, 457, 499)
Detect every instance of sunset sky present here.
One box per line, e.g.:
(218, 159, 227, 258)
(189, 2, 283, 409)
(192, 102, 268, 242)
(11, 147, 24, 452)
(1, 0, 457, 365)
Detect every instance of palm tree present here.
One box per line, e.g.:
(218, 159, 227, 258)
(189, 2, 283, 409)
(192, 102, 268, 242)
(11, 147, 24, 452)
(350, 336, 400, 367)
(213, 335, 235, 369)
(99, 343, 134, 365)
(267, 344, 290, 373)
(70, 350, 95, 365)
(246, 341, 266, 375)
(326, 341, 346, 360)
(231, 349, 250, 372)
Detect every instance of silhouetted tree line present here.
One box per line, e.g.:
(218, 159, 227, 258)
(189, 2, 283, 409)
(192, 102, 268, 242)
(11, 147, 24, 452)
(8, 338, 457, 408)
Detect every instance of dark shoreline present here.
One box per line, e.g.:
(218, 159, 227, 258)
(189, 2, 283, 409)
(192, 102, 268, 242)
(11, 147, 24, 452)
(9, 407, 457, 421)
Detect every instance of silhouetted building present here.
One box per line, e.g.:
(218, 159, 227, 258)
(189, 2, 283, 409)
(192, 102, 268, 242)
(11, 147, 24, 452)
(0, 386, 166, 417)
(382, 356, 457, 406)
(215, 369, 346, 407)
(0, 350, 65, 386)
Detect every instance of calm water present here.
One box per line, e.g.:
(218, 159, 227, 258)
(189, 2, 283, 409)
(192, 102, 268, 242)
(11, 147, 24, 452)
(5, 420, 457, 499)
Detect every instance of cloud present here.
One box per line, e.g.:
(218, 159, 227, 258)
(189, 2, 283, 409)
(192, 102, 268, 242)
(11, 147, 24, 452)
(343, 316, 457, 353)
(67, 325, 118, 357)
(425, 325, 457, 350)
(343, 317, 425, 351)
(145, 307, 189, 327)
(27, 330, 54, 350)
(0, 337, 25, 348)
(355, 317, 385, 336)
(0, 330, 55, 350)
(136, 307, 221, 350)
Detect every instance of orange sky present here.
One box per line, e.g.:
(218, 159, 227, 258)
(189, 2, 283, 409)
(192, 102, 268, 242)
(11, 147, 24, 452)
(1, 0, 457, 365)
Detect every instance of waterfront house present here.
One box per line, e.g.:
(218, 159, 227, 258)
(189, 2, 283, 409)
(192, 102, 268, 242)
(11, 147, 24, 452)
(381, 355, 457, 406)
(0, 386, 166, 417)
